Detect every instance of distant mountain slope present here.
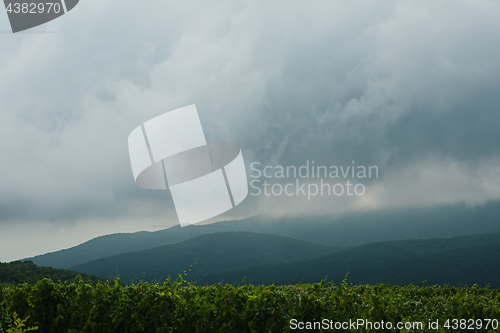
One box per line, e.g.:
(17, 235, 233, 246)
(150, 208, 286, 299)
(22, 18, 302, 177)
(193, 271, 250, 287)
(27, 200, 500, 269)
(201, 233, 500, 288)
(70, 232, 336, 283)
(27, 227, 218, 269)
(0, 260, 103, 285)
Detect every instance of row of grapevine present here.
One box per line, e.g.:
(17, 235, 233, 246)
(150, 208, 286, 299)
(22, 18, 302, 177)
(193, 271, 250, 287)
(1, 276, 499, 332)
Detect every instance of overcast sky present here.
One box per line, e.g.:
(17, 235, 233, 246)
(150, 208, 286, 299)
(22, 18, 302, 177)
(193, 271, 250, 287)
(1, 0, 499, 262)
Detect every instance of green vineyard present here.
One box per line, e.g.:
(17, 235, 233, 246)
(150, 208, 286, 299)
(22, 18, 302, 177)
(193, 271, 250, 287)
(1, 276, 499, 333)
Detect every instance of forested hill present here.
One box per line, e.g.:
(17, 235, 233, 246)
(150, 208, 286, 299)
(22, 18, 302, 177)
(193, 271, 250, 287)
(27, 201, 500, 269)
(70, 232, 500, 288)
(70, 232, 338, 284)
(0, 260, 103, 285)
(201, 232, 500, 287)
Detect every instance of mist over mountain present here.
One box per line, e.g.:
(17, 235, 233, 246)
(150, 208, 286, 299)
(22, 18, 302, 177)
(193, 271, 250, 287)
(1, 2, 499, 331)
(26, 201, 500, 269)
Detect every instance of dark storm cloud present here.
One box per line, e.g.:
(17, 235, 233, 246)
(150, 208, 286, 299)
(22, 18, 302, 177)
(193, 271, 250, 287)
(0, 0, 498, 225)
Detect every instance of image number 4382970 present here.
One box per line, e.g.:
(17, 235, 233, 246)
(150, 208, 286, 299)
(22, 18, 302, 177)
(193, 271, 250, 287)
(3, 0, 79, 33)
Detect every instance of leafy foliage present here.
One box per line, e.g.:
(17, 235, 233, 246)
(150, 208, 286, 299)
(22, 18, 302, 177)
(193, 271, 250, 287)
(0, 276, 498, 333)
(2, 313, 37, 333)
(0, 261, 102, 285)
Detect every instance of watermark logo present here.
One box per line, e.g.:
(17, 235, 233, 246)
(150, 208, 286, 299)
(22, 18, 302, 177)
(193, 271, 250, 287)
(4, 0, 79, 33)
(249, 161, 378, 199)
(128, 105, 249, 227)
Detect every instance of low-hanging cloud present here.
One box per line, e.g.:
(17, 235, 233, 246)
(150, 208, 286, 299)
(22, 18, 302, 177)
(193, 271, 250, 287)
(0, 0, 498, 260)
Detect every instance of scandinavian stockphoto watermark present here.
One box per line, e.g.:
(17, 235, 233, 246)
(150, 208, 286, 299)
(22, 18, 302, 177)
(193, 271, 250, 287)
(249, 161, 378, 199)
(3, 0, 80, 33)
(289, 318, 499, 331)
(128, 105, 249, 227)
(127, 105, 374, 226)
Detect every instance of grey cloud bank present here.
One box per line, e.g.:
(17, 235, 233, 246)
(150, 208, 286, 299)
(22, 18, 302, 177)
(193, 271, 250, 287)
(0, 0, 499, 261)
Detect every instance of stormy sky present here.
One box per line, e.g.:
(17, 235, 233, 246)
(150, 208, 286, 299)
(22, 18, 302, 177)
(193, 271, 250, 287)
(0, 0, 499, 262)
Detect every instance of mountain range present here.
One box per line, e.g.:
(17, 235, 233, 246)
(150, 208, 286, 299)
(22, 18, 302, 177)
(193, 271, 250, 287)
(70, 232, 500, 288)
(70, 232, 338, 283)
(27, 201, 500, 269)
